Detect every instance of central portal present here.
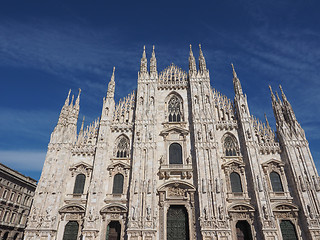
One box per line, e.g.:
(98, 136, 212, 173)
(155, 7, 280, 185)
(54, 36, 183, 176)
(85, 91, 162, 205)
(106, 221, 121, 240)
(167, 205, 190, 240)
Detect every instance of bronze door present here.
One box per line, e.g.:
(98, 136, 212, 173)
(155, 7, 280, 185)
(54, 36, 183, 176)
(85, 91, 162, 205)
(167, 205, 189, 240)
(280, 220, 298, 240)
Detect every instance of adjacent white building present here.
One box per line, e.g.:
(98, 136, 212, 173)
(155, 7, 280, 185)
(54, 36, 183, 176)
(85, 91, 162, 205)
(24, 45, 320, 240)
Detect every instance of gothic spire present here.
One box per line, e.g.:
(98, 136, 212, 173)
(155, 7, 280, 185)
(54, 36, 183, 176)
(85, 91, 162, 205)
(279, 85, 288, 102)
(264, 113, 270, 128)
(189, 44, 197, 74)
(70, 94, 74, 107)
(231, 63, 243, 96)
(269, 85, 277, 103)
(198, 44, 207, 73)
(74, 88, 81, 110)
(275, 91, 282, 104)
(150, 45, 157, 74)
(107, 67, 116, 98)
(279, 85, 297, 123)
(80, 116, 85, 133)
(64, 89, 71, 106)
(231, 63, 237, 79)
(140, 45, 148, 74)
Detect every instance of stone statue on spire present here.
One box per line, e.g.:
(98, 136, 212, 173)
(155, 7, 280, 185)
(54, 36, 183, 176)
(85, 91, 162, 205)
(107, 67, 115, 98)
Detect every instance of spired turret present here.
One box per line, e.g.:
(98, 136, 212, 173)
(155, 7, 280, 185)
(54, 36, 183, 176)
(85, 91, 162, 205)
(232, 63, 243, 97)
(188, 44, 197, 75)
(102, 67, 116, 121)
(198, 44, 207, 74)
(50, 88, 81, 144)
(139, 45, 148, 78)
(150, 45, 157, 77)
(270, 84, 320, 239)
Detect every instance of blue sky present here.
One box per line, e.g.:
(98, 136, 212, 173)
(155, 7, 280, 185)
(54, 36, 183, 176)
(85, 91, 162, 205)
(1, 1, 320, 180)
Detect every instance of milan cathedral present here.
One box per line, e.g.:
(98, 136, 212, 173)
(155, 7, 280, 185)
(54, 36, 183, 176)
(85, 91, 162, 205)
(24, 45, 320, 240)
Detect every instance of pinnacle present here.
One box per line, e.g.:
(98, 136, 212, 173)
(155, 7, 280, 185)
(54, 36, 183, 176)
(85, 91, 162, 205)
(231, 63, 237, 78)
(65, 89, 71, 106)
(142, 45, 146, 58)
(189, 44, 194, 57)
(111, 66, 115, 82)
(199, 44, 204, 56)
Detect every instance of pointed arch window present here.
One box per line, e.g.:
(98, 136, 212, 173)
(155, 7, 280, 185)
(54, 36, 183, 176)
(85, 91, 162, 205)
(270, 171, 284, 192)
(224, 135, 238, 156)
(168, 96, 182, 122)
(230, 172, 243, 193)
(115, 136, 130, 158)
(113, 174, 124, 194)
(169, 143, 183, 164)
(62, 221, 79, 240)
(73, 174, 85, 194)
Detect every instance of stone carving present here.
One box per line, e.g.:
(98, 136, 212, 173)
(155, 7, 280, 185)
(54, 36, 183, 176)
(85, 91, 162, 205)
(146, 206, 151, 220)
(168, 185, 185, 197)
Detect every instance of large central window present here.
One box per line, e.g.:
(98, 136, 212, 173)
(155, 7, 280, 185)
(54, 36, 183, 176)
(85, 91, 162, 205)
(168, 96, 182, 122)
(169, 143, 183, 164)
(115, 135, 130, 158)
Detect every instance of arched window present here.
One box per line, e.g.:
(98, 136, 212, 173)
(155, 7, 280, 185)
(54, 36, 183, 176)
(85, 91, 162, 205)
(62, 221, 79, 240)
(168, 96, 182, 122)
(73, 174, 86, 194)
(280, 220, 298, 240)
(230, 172, 243, 193)
(270, 171, 284, 192)
(113, 174, 124, 194)
(19, 210, 25, 224)
(169, 143, 183, 164)
(115, 136, 130, 158)
(224, 135, 238, 156)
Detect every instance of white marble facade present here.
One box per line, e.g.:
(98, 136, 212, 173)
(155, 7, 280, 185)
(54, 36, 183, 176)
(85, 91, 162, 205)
(24, 45, 320, 240)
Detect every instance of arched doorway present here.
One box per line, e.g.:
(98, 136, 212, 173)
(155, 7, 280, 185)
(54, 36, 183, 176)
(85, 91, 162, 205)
(106, 221, 121, 240)
(167, 205, 189, 240)
(62, 221, 79, 240)
(236, 220, 253, 240)
(280, 220, 298, 240)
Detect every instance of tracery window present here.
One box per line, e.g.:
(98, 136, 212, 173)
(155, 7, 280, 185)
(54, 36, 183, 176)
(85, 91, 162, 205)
(73, 174, 85, 194)
(62, 221, 79, 240)
(169, 143, 183, 164)
(230, 172, 243, 193)
(270, 171, 284, 192)
(224, 135, 238, 156)
(168, 96, 182, 122)
(115, 136, 130, 158)
(113, 174, 124, 194)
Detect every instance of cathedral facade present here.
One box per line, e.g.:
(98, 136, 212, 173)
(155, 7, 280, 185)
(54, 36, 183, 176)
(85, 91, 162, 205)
(24, 45, 320, 240)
